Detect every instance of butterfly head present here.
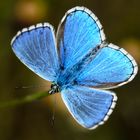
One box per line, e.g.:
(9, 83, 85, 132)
(48, 82, 60, 95)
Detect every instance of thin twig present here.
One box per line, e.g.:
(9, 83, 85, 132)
(0, 91, 49, 108)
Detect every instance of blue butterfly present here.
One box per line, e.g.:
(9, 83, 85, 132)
(11, 6, 138, 129)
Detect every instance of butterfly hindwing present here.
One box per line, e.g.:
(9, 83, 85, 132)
(61, 85, 117, 129)
(57, 6, 105, 69)
(76, 43, 138, 89)
(11, 23, 59, 82)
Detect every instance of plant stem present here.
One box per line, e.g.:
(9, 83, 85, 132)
(0, 91, 49, 108)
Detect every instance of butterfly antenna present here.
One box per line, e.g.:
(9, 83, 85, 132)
(15, 85, 46, 90)
(50, 94, 56, 127)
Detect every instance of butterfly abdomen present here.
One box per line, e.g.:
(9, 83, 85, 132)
(56, 45, 103, 90)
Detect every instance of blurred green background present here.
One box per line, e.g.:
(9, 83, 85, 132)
(0, 0, 140, 140)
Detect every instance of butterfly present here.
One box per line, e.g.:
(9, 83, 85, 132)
(11, 6, 138, 129)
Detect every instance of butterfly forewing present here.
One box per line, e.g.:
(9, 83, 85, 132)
(11, 23, 59, 82)
(61, 85, 117, 129)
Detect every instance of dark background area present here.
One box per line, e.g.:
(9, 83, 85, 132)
(0, 0, 140, 140)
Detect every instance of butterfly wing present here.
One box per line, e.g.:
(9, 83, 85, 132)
(57, 6, 105, 69)
(76, 43, 138, 89)
(11, 23, 59, 82)
(61, 85, 117, 129)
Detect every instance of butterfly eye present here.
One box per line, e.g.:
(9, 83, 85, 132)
(51, 83, 55, 88)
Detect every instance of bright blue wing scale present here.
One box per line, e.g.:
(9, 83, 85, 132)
(61, 85, 117, 129)
(11, 23, 59, 81)
(57, 7, 105, 69)
(76, 43, 137, 89)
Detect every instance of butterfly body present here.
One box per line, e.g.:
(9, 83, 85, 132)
(48, 83, 60, 94)
(56, 44, 103, 90)
(11, 6, 138, 129)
